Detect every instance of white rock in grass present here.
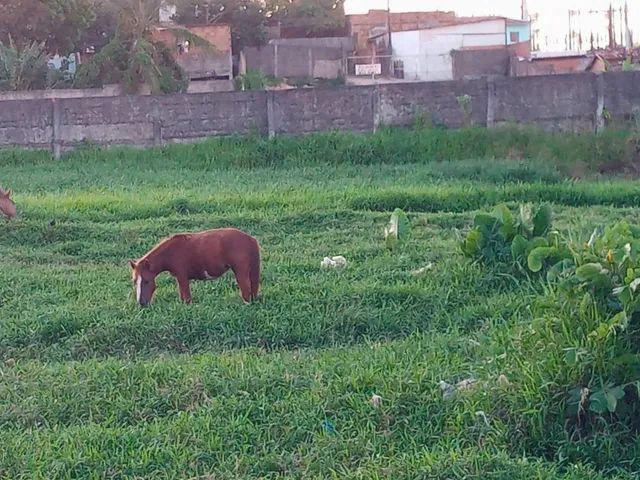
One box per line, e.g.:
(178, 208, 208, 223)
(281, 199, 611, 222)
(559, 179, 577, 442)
(321, 256, 347, 268)
(411, 263, 433, 276)
(440, 378, 478, 400)
(439, 381, 456, 400)
(371, 394, 382, 408)
(455, 378, 478, 391)
(475, 410, 490, 427)
(497, 374, 511, 388)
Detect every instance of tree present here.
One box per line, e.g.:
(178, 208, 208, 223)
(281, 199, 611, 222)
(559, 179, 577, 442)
(0, 0, 53, 48)
(176, 0, 267, 53)
(176, 0, 345, 52)
(75, 0, 211, 94)
(265, 0, 345, 35)
(0, 38, 49, 91)
(0, 0, 105, 53)
(45, 0, 101, 52)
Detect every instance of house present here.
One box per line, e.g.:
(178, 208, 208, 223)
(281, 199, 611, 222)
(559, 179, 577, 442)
(506, 18, 531, 56)
(390, 17, 531, 82)
(347, 10, 458, 57)
(512, 51, 606, 76)
(151, 24, 234, 92)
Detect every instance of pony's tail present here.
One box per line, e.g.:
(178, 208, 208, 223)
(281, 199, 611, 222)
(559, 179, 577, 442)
(249, 242, 261, 300)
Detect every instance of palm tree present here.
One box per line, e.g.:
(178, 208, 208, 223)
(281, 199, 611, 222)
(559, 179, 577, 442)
(75, 0, 213, 93)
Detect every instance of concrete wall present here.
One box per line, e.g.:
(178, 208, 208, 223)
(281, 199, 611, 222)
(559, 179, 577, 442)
(378, 79, 488, 128)
(2, 72, 639, 154)
(0, 81, 233, 102)
(602, 71, 640, 119)
(0, 85, 123, 101)
(270, 37, 355, 51)
(491, 73, 599, 131)
(452, 48, 510, 80)
(271, 87, 375, 135)
(243, 44, 345, 79)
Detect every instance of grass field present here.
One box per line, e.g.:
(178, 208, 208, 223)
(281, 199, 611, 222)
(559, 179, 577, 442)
(1, 127, 640, 479)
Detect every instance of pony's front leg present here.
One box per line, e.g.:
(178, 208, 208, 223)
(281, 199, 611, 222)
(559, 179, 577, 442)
(176, 276, 192, 304)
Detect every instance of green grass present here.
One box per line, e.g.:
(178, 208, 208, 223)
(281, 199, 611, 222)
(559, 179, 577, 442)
(1, 127, 640, 479)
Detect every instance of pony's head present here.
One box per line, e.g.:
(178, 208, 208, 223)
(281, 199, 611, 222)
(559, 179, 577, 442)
(0, 188, 16, 219)
(129, 258, 156, 307)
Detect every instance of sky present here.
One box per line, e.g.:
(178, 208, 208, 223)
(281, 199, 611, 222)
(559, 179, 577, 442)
(344, 0, 639, 51)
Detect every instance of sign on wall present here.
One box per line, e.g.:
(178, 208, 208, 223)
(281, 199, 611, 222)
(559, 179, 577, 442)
(355, 63, 382, 76)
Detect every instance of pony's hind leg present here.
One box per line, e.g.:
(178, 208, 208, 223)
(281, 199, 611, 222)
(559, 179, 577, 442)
(232, 267, 253, 304)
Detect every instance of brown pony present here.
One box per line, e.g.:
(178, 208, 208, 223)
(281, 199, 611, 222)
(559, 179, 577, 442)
(129, 228, 260, 306)
(0, 187, 16, 219)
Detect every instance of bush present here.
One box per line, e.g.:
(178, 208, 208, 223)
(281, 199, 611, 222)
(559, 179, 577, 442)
(460, 203, 566, 273)
(461, 204, 640, 457)
(0, 39, 49, 91)
(234, 69, 281, 91)
(74, 38, 189, 94)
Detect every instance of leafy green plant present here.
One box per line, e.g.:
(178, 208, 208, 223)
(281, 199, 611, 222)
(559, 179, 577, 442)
(75, 35, 191, 94)
(234, 69, 281, 91)
(464, 212, 640, 434)
(74, 0, 213, 94)
(0, 38, 49, 91)
(558, 221, 640, 317)
(461, 203, 567, 273)
(384, 208, 410, 250)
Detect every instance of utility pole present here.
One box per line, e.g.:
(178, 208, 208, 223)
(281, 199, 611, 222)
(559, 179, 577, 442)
(387, 0, 392, 51)
(624, 1, 631, 47)
(568, 9, 573, 50)
(608, 3, 615, 49)
(620, 7, 624, 46)
(386, 0, 393, 77)
(521, 0, 528, 20)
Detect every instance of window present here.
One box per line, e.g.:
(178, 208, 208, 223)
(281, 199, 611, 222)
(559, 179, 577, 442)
(510, 32, 520, 43)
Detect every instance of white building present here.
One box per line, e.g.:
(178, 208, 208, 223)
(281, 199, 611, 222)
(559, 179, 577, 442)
(391, 18, 529, 82)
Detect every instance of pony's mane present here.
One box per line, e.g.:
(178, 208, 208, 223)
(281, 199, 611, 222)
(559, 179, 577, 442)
(141, 234, 186, 261)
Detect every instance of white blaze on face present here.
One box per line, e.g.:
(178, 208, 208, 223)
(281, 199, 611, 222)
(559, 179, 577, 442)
(135, 274, 142, 303)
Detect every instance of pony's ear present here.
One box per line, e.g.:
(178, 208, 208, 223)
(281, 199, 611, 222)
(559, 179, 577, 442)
(5, 189, 12, 198)
(129, 259, 137, 270)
